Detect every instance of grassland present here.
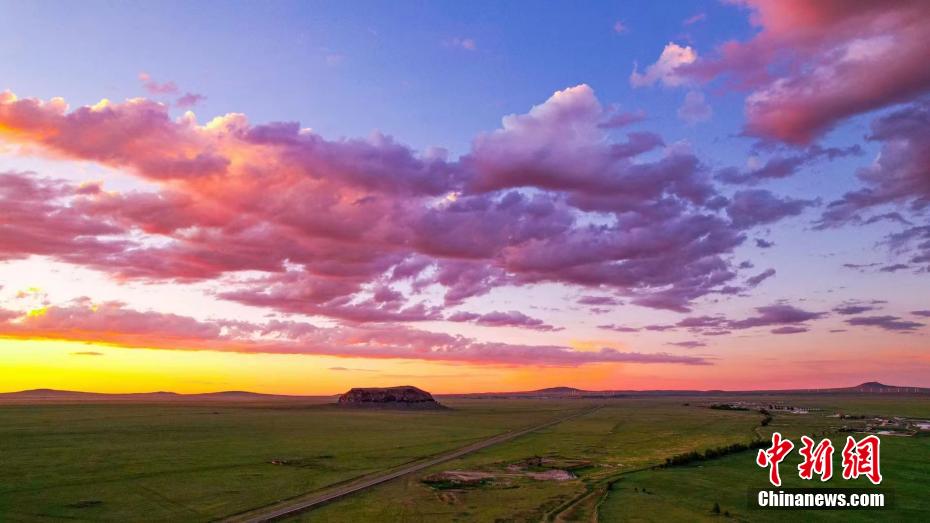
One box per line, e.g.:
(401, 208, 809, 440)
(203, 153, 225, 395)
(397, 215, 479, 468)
(305, 395, 930, 522)
(304, 398, 769, 522)
(1, 394, 927, 522)
(0, 399, 585, 521)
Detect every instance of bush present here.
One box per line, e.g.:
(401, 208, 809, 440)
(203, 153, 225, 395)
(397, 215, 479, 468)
(663, 441, 765, 468)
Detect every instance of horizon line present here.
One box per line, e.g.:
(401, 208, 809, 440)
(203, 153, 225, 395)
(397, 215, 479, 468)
(3, 381, 927, 398)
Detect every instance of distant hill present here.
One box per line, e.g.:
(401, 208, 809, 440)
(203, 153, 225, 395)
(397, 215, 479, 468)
(442, 382, 930, 399)
(534, 387, 583, 394)
(830, 382, 930, 394)
(0, 388, 332, 404)
(2, 381, 927, 404)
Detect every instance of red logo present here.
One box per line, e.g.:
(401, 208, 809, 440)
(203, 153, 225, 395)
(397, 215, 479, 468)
(756, 433, 882, 485)
(797, 436, 834, 481)
(841, 435, 882, 485)
(756, 432, 794, 486)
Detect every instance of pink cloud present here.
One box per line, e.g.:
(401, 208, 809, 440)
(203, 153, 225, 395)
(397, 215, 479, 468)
(630, 43, 697, 87)
(0, 85, 776, 317)
(138, 72, 179, 95)
(685, 0, 930, 143)
(0, 300, 708, 366)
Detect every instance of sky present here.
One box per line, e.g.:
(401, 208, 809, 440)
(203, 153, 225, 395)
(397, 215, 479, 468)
(1, 0, 929, 394)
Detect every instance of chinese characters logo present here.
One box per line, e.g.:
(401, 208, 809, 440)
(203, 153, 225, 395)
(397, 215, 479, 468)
(756, 432, 882, 486)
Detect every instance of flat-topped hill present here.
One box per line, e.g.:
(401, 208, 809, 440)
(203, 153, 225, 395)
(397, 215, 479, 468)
(337, 386, 446, 409)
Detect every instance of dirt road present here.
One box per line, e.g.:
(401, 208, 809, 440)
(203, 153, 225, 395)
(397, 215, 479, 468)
(221, 405, 601, 522)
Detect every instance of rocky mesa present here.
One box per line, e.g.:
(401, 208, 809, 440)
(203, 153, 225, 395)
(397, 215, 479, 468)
(337, 386, 446, 409)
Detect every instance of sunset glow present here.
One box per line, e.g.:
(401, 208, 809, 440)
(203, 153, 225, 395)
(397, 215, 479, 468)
(2, 0, 929, 394)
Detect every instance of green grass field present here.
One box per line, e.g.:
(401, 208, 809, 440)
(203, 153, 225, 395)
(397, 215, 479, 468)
(1, 395, 927, 522)
(0, 400, 583, 521)
(306, 395, 930, 522)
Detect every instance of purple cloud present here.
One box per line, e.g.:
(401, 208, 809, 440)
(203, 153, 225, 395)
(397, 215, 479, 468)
(726, 190, 816, 228)
(577, 295, 623, 306)
(833, 302, 879, 315)
(846, 315, 924, 332)
(668, 340, 707, 348)
(728, 304, 826, 330)
(447, 310, 563, 332)
(745, 268, 776, 288)
(771, 326, 808, 335)
(597, 324, 639, 333)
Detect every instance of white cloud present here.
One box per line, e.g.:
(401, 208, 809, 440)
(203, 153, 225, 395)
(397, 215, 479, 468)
(630, 43, 697, 87)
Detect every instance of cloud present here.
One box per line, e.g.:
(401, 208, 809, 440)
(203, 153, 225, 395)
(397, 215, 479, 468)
(833, 302, 879, 315)
(597, 324, 639, 333)
(771, 326, 808, 335)
(630, 43, 697, 87)
(814, 100, 930, 270)
(71, 351, 104, 356)
(728, 304, 826, 330)
(577, 295, 623, 306)
(745, 268, 775, 287)
(667, 340, 706, 348)
(683, 13, 706, 26)
(879, 264, 909, 273)
(598, 107, 646, 129)
(717, 145, 861, 185)
(676, 315, 727, 330)
(671, 303, 825, 336)
(138, 72, 179, 95)
(911, 310, 930, 318)
(846, 315, 924, 332)
(842, 262, 880, 271)
(755, 238, 775, 248)
(0, 171, 130, 266)
(0, 300, 709, 367)
(819, 100, 930, 228)
(725, 189, 816, 228)
(684, 0, 930, 143)
(0, 85, 746, 317)
(447, 310, 563, 332)
(175, 92, 206, 108)
(678, 91, 713, 124)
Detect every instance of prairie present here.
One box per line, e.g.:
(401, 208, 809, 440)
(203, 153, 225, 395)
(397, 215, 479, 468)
(0, 394, 927, 521)
(0, 399, 583, 521)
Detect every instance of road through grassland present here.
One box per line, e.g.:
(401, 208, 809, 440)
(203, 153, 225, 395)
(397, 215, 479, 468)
(221, 404, 602, 522)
